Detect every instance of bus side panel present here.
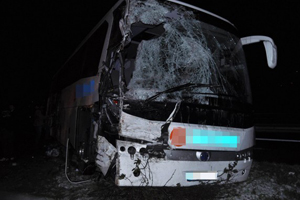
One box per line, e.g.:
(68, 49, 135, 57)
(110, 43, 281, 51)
(59, 84, 77, 146)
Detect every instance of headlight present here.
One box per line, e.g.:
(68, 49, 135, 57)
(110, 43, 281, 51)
(196, 151, 210, 161)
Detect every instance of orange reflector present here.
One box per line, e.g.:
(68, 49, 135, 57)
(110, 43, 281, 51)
(170, 127, 186, 147)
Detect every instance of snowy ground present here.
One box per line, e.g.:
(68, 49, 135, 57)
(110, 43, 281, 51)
(0, 144, 299, 200)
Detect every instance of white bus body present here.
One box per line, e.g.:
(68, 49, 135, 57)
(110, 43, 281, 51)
(48, 0, 277, 186)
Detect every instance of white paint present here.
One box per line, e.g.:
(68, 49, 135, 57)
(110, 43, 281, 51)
(119, 111, 254, 151)
(116, 140, 252, 186)
(168, 123, 255, 151)
(96, 136, 117, 176)
(119, 111, 164, 141)
(241, 35, 277, 68)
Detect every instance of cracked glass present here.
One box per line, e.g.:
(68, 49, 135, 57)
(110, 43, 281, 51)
(123, 0, 252, 104)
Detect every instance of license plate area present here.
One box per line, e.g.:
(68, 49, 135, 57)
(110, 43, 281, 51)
(186, 172, 218, 181)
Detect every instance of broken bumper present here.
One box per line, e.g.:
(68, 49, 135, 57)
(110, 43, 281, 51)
(115, 140, 252, 186)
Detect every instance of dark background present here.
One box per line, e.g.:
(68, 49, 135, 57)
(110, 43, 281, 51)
(1, 1, 299, 120)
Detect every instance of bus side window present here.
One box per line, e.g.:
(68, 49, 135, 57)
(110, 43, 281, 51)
(109, 58, 135, 92)
(81, 22, 108, 78)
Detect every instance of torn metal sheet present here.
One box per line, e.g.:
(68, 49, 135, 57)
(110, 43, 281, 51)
(47, 0, 278, 188)
(119, 111, 254, 151)
(119, 111, 164, 142)
(96, 136, 117, 175)
(95, 0, 261, 186)
(159, 101, 181, 143)
(93, 120, 98, 139)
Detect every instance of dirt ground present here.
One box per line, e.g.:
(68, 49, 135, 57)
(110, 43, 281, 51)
(1, 141, 300, 200)
(0, 149, 224, 200)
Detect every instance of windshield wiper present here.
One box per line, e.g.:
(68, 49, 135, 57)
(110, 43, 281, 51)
(145, 82, 218, 102)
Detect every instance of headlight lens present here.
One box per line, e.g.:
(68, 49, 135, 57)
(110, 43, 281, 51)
(196, 151, 210, 161)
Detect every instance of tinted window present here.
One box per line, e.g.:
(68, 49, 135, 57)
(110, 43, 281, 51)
(51, 21, 108, 93)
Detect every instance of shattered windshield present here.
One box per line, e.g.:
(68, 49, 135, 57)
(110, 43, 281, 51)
(123, 0, 252, 104)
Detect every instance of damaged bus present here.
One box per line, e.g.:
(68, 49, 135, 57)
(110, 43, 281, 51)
(47, 0, 277, 186)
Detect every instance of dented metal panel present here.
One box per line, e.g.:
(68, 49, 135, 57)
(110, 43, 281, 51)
(168, 123, 254, 151)
(90, 0, 257, 187)
(116, 140, 252, 186)
(96, 136, 117, 175)
(100, 0, 255, 186)
(46, 0, 278, 188)
(119, 111, 254, 151)
(119, 111, 163, 141)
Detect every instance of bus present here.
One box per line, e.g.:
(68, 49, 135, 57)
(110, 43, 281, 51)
(47, 0, 277, 186)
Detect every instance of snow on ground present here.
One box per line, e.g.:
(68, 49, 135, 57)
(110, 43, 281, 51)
(217, 161, 300, 200)
(43, 158, 300, 199)
(1, 148, 300, 200)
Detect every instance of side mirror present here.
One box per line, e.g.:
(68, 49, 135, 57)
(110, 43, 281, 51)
(241, 36, 277, 69)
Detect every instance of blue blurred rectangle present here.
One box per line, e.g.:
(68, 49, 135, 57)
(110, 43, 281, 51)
(76, 80, 95, 98)
(186, 128, 240, 148)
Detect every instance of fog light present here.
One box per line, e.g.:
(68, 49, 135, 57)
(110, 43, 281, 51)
(133, 168, 140, 177)
(139, 147, 147, 155)
(128, 146, 136, 159)
(120, 146, 125, 152)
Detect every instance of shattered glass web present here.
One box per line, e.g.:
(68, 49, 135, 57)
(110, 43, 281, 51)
(125, 0, 249, 103)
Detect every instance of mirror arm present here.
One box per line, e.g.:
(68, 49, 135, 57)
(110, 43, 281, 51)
(241, 35, 277, 69)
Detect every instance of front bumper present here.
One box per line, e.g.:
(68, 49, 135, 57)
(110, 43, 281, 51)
(115, 140, 252, 186)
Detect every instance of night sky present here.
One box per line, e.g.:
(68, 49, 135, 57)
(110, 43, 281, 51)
(1, 1, 299, 117)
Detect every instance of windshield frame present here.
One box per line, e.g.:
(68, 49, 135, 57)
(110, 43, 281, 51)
(112, 1, 252, 105)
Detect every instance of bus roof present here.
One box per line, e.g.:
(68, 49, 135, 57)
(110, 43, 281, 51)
(167, 0, 235, 27)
